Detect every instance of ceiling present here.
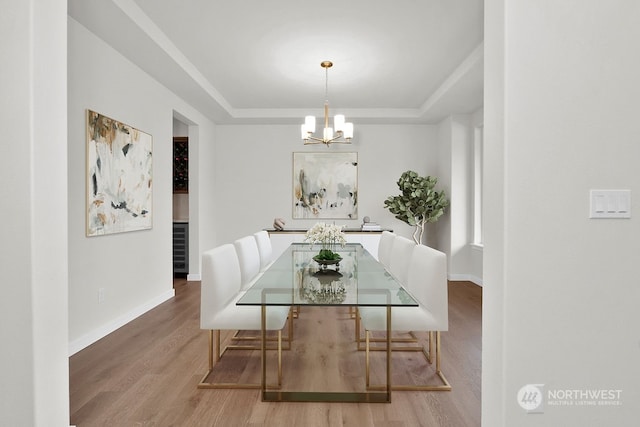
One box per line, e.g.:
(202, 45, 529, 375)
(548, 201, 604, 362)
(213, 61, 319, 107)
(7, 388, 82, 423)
(68, 0, 484, 125)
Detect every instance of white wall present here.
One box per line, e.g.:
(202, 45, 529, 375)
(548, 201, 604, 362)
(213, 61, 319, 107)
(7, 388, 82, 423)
(469, 108, 484, 285)
(436, 115, 480, 284)
(212, 124, 439, 245)
(484, 1, 640, 425)
(435, 118, 453, 254)
(173, 118, 189, 137)
(0, 0, 69, 425)
(67, 18, 216, 352)
(450, 116, 474, 279)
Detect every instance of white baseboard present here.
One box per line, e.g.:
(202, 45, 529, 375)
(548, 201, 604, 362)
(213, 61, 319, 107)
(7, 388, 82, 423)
(68, 289, 175, 356)
(448, 273, 483, 287)
(187, 273, 201, 281)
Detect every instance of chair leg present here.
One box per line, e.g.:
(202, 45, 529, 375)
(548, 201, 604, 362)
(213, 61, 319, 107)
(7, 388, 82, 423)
(277, 330, 282, 387)
(216, 329, 222, 361)
(198, 329, 218, 387)
(288, 308, 294, 344)
(434, 332, 447, 380)
(365, 330, 451, 391)
(209, 330, 214, 369)
(355, 308, 418, 349)
(198, 328, 285, 390)
(355, 307, 361, 343)
(365, 329, 370, 388)
(426, 331, 435, 364)
(436, 332, 441, 370)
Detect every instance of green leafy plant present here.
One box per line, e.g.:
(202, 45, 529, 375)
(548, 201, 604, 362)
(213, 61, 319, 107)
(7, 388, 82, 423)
(384, 170, 449, 244)
(316, 248, 342, 261)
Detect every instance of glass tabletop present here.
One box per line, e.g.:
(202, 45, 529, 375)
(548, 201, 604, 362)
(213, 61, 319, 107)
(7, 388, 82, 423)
(237, 243, 418, 307)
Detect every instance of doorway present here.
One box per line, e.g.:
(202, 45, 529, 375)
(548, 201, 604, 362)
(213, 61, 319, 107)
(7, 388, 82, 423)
(172, 120, 190, 289)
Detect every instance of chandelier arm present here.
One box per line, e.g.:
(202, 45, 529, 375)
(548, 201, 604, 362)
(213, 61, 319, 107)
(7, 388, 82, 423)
(304, 133, 350, 146)
(329, 131, 343, 142)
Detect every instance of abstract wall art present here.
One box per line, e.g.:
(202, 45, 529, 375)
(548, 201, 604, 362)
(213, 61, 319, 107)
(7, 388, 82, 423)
(86, 110, 153, 236)
(293, 152, 358, 219)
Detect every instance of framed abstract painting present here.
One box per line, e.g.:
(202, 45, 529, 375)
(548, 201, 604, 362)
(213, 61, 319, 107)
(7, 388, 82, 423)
(293, 152, 358, 219)
(86, 110, 153, 236)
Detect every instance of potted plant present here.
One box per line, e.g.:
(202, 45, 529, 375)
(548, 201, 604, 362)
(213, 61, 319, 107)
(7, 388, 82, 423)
(384, 170, 449, 244)
(304, 222, 347, 269)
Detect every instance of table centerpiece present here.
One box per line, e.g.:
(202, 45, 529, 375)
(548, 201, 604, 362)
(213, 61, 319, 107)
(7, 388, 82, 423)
(304, 222, 347, 270)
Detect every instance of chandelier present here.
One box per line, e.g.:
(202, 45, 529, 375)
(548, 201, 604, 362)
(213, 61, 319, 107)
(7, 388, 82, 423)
(301, 61, 354, 146)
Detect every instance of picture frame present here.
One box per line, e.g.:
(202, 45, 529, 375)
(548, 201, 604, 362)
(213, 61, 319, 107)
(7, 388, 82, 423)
(86, 109, 153, 236)
(293, 152, 358, 219)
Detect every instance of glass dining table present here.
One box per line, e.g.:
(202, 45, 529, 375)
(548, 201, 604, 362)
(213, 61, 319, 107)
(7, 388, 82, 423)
(236, 242, 417, 403)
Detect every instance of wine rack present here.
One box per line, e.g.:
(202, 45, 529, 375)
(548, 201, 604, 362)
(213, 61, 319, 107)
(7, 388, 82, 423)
(173, 137, 188, 193)
(173, 222, 189, 274)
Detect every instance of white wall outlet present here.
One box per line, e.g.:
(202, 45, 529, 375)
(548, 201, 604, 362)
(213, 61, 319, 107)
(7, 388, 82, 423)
(98, 288, 105, 304)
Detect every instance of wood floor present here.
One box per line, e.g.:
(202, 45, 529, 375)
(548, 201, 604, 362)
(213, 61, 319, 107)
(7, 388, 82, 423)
(69, 280, 481, 426)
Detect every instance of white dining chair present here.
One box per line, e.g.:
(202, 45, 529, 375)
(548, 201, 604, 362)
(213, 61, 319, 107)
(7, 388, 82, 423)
(253, 230, 303, 320)
(234, 235, 263, 291)
(355, 234, 417, 345)
(234, 235, 295, 341)
(198, 243, 290, 389)
(253, 230, 275, 272)
(377, 230, 395, 269)
(359, 243, 451, 391)
(388, 235, 415, 287)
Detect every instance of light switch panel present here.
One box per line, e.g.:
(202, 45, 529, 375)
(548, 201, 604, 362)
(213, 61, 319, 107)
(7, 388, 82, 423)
(590, 190, 631, 218)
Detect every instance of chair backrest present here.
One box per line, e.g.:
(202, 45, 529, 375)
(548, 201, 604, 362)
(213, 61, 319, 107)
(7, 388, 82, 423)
(233, 235, 262, 290)
(407, 244, 448, 331)
(377, 230, 395, 268)
(253, 230, 273, 271)
(388, 235, 415, 286)
(200, 244, 242, 329)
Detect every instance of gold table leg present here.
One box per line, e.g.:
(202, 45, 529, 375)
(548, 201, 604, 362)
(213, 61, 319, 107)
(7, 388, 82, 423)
(261, 304, 267, 399)
(386, 305, 392, 402)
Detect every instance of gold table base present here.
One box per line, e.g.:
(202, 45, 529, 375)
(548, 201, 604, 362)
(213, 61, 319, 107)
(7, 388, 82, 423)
(260, 305, 392, 403)
(262, 391, 390, 403)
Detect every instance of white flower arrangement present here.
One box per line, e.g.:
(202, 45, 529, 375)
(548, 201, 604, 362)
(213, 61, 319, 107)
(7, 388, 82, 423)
(304, 222, 347, 260)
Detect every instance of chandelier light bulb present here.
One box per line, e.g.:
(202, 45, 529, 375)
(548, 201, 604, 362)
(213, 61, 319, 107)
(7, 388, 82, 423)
(343, 122, 354, 140)
(305, 115, 316, 133)
(323, 127, 334, 140)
